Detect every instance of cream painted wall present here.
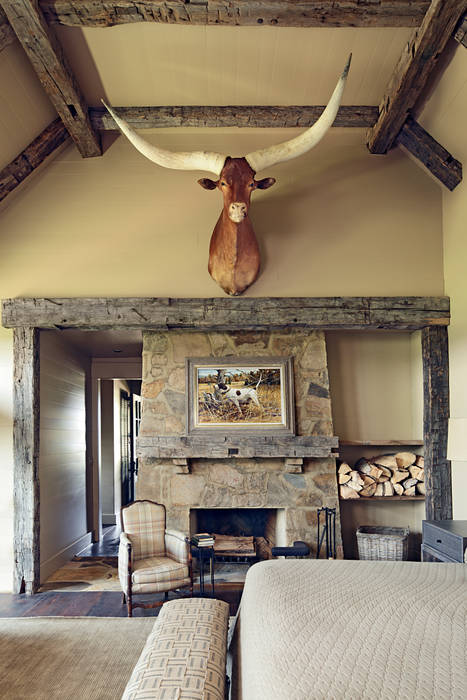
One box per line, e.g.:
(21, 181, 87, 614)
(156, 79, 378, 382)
(326, 331, 423, 441)
(420, 48, 467, 520)
(39, 331, 90, 582)
(0, 128, 443, 297)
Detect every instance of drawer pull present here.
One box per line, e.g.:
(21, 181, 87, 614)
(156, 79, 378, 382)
(436, 539, 442, 543)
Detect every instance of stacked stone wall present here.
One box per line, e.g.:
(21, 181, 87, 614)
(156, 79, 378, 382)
(137, 330, 342, 556)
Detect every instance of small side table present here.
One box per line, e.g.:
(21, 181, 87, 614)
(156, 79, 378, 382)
(191, 545, 215, 597)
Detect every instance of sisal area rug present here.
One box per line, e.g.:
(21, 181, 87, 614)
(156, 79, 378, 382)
(0, 616, 155, 699)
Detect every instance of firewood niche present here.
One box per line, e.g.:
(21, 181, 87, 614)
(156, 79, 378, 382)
(137, 434, 339, 473)
(338, 443, 425, 501)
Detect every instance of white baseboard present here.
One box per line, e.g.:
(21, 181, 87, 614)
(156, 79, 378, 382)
(40, 532, 93, 583)
(102, 513, 117, 526)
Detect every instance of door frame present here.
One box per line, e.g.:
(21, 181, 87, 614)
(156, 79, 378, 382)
(7, 296, 451, 593)
(90, 358, 142, 543)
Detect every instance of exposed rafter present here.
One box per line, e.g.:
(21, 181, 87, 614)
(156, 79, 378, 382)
(398, 117, 462, 191)
(92, 105, 379, 130)
(40, 1, 430, 28)
(367, 0, 467, 154)
(1, 0, 101, 158)
(0, 7, 15, 52)
(0, 118, 69, 203)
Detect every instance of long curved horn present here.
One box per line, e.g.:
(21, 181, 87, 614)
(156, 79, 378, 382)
(102, 101, 226, 176)
(245, 54, 352, 173)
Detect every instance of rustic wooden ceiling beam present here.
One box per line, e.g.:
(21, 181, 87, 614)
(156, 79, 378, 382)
(398, 116, 462, 190)
(1, 297, 450, 331)
(40, 1, 430, 28)
(1, 0, 101, 158)
(0, 7, 16, 52)
(367, 0, 467, 154)
(92, 105, 379, 130)
(0, 118, 69, 203)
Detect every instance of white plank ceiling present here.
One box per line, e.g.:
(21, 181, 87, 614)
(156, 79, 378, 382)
(57, 24, 412, 107)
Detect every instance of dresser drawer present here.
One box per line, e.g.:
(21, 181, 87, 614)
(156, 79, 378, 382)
(422, 521, 466, 562)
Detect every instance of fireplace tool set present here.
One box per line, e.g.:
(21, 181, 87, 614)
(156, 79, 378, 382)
(316, 506, 337, 559)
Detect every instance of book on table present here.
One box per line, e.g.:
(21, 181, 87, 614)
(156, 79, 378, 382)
(191, 533, 215, 547)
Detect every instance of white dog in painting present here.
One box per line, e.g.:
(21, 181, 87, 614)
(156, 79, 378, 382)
(213, 373, 263, 415)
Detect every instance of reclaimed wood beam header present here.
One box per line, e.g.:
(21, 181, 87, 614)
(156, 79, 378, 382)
(2, 0, 101, 158)
(137, 435, 339, 460)
(398, 117, 462, 191)
(92, 105, 379, 130)
(1, 297, 450, 331)
(0, 118, 69, 203)
(367, 0, 467, 154)
(40, 1, 430, 28)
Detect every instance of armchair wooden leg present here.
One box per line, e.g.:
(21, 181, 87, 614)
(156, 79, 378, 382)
(127, 592, 133, 617)
(122, 592, 126, 604)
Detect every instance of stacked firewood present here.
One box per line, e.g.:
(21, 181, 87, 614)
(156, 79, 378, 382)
(339, 452, 425, 499)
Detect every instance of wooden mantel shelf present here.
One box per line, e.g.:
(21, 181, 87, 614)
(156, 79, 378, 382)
(137, 435, 338, 472)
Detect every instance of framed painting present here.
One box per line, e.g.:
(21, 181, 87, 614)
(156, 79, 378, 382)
(186, 357, 295, 435)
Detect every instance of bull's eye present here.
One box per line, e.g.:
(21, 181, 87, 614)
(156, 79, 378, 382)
(249, 182, 255, 188)
(221, 181, 227, 187)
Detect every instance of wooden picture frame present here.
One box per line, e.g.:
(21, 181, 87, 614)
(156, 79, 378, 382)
(186, 357, 295, 436)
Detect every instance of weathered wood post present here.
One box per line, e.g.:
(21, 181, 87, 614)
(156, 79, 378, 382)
(422, 326, 452, 521)
(13, 327, 40, 593)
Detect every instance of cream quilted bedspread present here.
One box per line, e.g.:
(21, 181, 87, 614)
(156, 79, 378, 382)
(234, 559, 467, 700)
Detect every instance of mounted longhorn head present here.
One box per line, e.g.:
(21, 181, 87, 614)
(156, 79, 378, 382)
(103, 55, 351, 296)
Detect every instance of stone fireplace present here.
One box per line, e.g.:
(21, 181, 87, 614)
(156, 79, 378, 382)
(136, 329, 343, 557)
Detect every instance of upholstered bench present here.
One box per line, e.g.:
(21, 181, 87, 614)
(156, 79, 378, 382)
(121, 597, 230, 700)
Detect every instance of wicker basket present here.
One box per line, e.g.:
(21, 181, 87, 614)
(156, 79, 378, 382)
(356, 526, 409, 561)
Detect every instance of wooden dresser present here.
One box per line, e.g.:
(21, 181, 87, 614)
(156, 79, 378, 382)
(422, 520, 467, 563)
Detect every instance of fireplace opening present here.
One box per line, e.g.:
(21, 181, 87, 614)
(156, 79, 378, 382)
(190, 508, 285, 562)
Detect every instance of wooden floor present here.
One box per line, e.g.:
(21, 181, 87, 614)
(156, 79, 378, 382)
(0, 526, 243, 617)
(78, 524, 120, 557)
(0, 586, 243, 618)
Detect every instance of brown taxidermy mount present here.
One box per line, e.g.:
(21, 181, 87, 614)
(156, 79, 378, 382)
(102, 56, 351, 296)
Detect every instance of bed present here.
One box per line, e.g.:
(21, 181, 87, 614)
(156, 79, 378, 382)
(233, 559, 467, 699)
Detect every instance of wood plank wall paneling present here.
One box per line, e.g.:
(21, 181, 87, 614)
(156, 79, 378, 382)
(38, 333, 89, 583)
(422, 326, 452, 521)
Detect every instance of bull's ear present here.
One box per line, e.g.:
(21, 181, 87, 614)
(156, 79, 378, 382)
(256, 177, 276, 190)
(198, 178, 218, 190)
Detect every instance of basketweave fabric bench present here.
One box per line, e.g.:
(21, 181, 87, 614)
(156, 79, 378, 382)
(121, 597, 230, 700)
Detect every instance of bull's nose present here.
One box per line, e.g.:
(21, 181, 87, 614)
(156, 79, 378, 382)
(228, 202, 248, 223)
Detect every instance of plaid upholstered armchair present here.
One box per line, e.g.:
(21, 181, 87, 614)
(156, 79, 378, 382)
(119, 500, 193, 617)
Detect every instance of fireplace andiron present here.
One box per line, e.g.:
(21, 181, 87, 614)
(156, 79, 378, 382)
(316, 507, 336, 559)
